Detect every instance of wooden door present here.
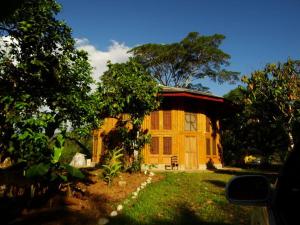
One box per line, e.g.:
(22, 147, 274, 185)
(185, 136, 198, 169)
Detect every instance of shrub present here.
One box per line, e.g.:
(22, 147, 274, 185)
(102, 148, 123, 185)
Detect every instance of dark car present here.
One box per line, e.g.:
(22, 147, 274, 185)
(226, 147, 300, 225)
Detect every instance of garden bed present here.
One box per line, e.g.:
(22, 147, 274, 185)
(6, 170, 163, 225)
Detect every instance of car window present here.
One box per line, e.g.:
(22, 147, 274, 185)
(274, 148, 300, 225)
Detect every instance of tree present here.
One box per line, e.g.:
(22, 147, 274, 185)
(222, 60, 300, 166)
(130, 32, 239, 91)
(242, 60, 300, 155)
(0, 0, 101, 188)
(221, 87, 247, 165)
(221, 86, 289, 166)
(0, 0, 25, 22)
(97, 59, 160, 171)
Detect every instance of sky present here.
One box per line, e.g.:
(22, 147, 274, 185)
(58, 0, 300, 96)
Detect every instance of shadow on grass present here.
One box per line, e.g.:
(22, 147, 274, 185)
(109, 204, 233, 225)
(214, 169, 279, 183)
(203, 180, 227, 188)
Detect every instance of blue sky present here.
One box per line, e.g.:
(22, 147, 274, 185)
(58, 0, 300, 96)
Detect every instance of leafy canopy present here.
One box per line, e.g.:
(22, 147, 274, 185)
(0, 0, 100, 183)
(130, 32, 239, 91)
(242, 60, 300, 153)
(97, 59, 160, 171)
(98, 59, 160, 119)
(221, 60, 300, 166)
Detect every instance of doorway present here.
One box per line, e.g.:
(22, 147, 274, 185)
(184, 136, 198, 169)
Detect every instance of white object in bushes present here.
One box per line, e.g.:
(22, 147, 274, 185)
(69, 153, 86, 168)
(98, 217, 109, 225)
(117, 204, 123, 211)
(110, 211, 118, 217)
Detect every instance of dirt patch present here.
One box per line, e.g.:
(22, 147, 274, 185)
(9, 171, 163, 225)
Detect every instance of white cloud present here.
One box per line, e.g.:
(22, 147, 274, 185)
(75, 38, 132, 84)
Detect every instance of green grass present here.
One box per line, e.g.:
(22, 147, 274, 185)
(109, 172, 255, 225)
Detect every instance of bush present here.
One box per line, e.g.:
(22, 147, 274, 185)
(60, 137, 92, 164)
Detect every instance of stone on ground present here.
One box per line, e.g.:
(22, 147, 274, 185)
(98, 217, 109, 225)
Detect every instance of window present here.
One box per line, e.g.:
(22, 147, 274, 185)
(206, 116, 211, 132)
(206, 138, 211, 155)
(163, 137, 172, 155)
(185, 113, 197, 131)
(151, 111, 159, 130)
(150, 137, 159, 154)
(163, 111, 172, 130)
(212, 137, 217, 155)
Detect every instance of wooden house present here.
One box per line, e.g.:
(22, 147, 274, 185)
(92, 86, 230, 170)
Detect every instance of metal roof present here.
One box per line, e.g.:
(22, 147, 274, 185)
(161, 86, 224, 100)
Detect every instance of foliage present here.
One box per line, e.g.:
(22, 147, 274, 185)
(0, 0, 25, 22)
(60, 135, 92, 164)
(102, 148, 123, 185)
(242, 60, 300, 153)
(0, 0, 101, 189)
(221, 60, 300, 166)
(23, 133, 84, 183)
(127, 152, 143, 173)
(97, 59, 160, 171)
(98, 59, 160, 119)
(221, 87, 247, 165)
(130, 32, 239, 91)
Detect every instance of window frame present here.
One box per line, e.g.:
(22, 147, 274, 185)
(184, 112, 197, 131)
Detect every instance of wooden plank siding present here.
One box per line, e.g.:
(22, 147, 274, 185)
(92, 109, 222, 170)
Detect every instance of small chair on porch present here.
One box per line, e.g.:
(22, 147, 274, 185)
(165, 155, 179, 170)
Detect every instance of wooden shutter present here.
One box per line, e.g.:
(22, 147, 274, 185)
(206, 138, 211, 155)
(163, 137, 172, 155)
(206, 116, 211, 132)
(163, 111, 172, 130)
(151, 111, 159, 130)
(212, 137, 217, 155)
(150, 137, 159, 154)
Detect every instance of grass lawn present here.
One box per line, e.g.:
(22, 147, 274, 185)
(109, 171, 256, 225)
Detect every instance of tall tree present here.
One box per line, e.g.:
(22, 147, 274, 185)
(130, 32, 239, 91)
(97, 59, 160, 171)
(0, 0, 101, 184)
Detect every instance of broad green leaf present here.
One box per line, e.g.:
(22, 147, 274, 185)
(51, 146, 63, 163)
(59, 175, 68, 182)
(65, 165, 84, 179)
(25, 163, 50, 179)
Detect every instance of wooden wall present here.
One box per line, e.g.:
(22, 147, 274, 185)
(92, 102, 223, 169)
(142, 109, 222, 169)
